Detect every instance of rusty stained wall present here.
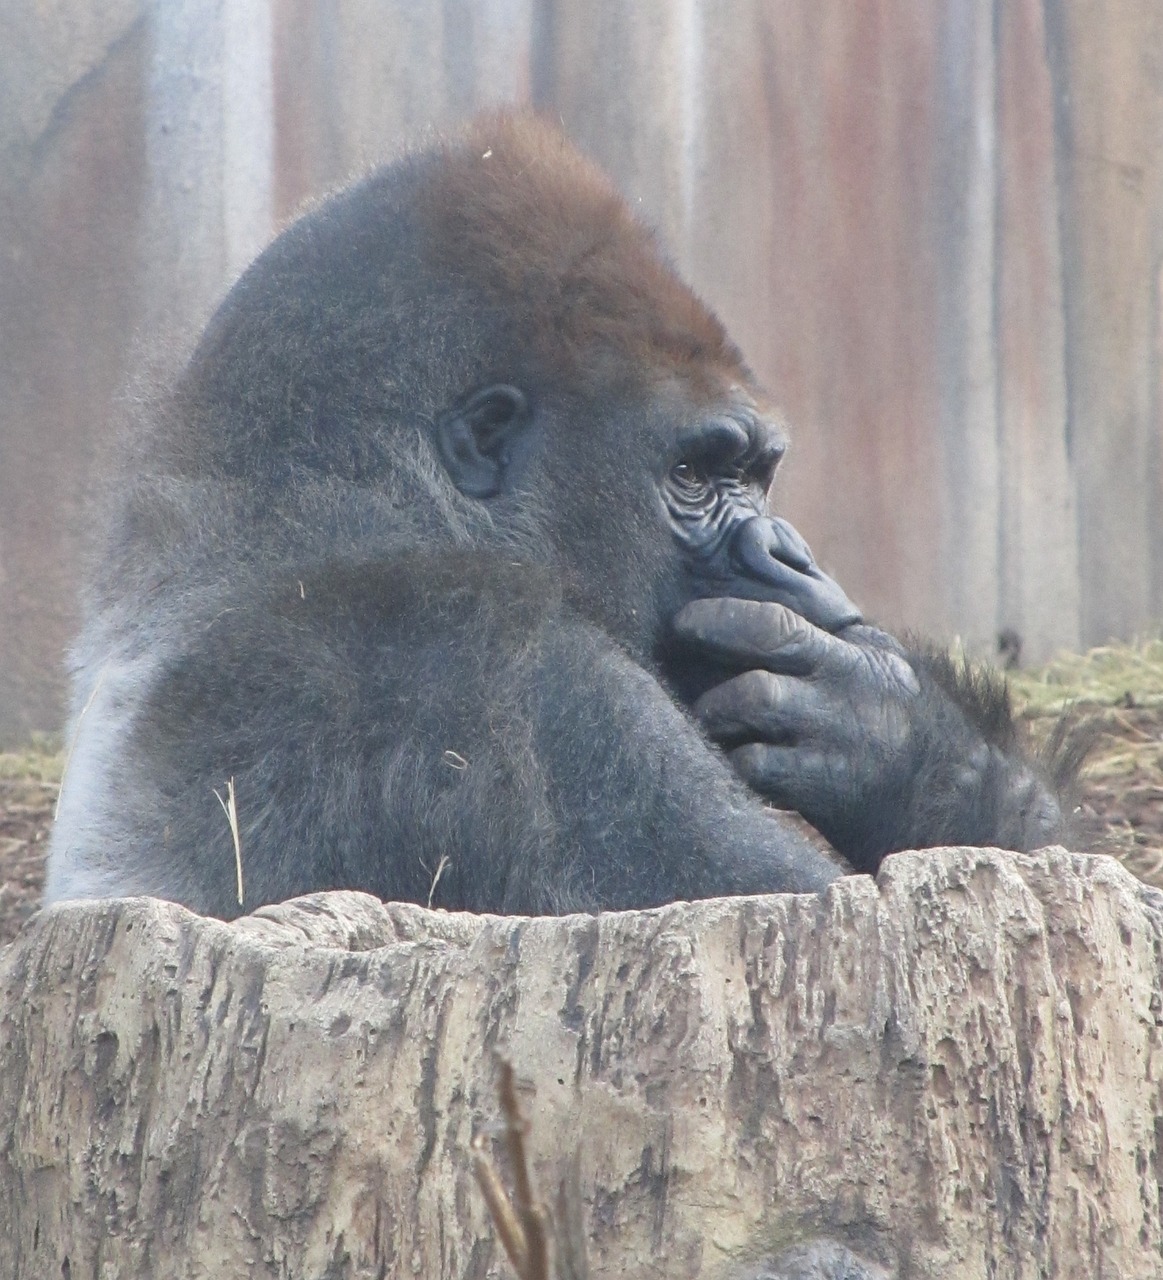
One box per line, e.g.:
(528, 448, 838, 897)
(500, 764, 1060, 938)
(1, 0, 1161, 742)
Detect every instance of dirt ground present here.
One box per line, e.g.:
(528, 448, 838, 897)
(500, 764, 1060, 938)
(3, 639, 1162, 947)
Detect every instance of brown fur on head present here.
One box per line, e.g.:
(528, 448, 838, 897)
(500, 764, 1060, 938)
(415, 112, 747, 390)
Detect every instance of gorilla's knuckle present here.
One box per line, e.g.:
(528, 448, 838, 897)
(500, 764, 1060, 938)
(729, 742, 772, 779)
(736, 668, 782, 704)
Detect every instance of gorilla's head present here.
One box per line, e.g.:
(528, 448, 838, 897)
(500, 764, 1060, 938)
(158, 112, 857, 663)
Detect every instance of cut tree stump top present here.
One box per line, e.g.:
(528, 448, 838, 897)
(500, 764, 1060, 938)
(1, 847, 1161, 1279)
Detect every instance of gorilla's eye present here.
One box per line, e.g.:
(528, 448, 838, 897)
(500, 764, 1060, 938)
(671, 461, 705, 486)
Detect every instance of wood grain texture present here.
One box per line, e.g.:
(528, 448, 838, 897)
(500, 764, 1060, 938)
(2, 847, 1161, 1278)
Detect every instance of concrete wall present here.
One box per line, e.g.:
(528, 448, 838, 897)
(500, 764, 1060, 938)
(2, 0, 1161, 741)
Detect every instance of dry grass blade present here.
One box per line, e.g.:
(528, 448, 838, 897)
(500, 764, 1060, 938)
(472, 1141, 534, 1276)
(53, 664, 107, 820)
(426, 853, 452, 908)
(212, 777, 244, 907)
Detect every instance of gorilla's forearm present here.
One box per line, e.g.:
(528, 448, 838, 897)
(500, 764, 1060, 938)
(792, 645, 1069, 872)
(524, 621, 844, 906)
(903, 646, 1077, 842)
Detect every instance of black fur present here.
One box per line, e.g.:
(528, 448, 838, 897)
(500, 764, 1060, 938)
(798, 645, 1079, 868)
(47, 113, 1077, 918)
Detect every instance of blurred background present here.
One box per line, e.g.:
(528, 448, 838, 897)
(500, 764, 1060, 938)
(2, 0, 1162, 746)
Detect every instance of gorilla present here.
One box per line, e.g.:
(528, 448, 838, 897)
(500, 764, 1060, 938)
(46, 113, 1078, 919)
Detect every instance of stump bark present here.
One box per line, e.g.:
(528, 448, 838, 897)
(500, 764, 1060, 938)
(1, 847, 1162, 1279)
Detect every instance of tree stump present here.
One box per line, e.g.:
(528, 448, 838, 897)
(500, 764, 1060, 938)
(1, 847, 1161, 1278)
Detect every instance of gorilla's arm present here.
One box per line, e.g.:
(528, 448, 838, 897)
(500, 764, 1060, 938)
(513, 619, 843, 908)
(672, 598, 1074, 872)
(64, 559, 839, 919)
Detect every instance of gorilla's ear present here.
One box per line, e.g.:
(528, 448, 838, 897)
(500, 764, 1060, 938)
(437, 384, 531, 498)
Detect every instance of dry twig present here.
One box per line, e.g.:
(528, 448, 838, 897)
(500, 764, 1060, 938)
(472, 1061, 553, 1280)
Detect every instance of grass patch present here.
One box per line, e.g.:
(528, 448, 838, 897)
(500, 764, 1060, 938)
(1008, 636, 1163, 716)
(1007, 635, 1163, 887)
(0, 734, 64, 786)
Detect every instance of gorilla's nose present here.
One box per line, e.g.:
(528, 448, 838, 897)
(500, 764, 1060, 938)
(728, 517, 862, 632)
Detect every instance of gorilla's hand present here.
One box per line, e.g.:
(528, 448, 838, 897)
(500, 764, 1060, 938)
(672, 598, 1065, 871)
(673, 599, 918, 835)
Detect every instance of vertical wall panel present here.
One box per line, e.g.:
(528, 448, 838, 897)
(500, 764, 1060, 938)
(994, 0, 1080, 659)
(1048, 0, 1163, 646)
(530, 0, 708, 259)
(141, 0, 275, 341)
(687, 4, 949, 635)
(930, 1, 1002, 653)
(272, 0, 536, 220)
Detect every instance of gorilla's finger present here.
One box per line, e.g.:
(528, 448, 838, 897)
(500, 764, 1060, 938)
(673, 597, 842, 675)
(837, 622, 909, 658)
(693, 669, 827, 745)
(729, 742, 846, 816)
